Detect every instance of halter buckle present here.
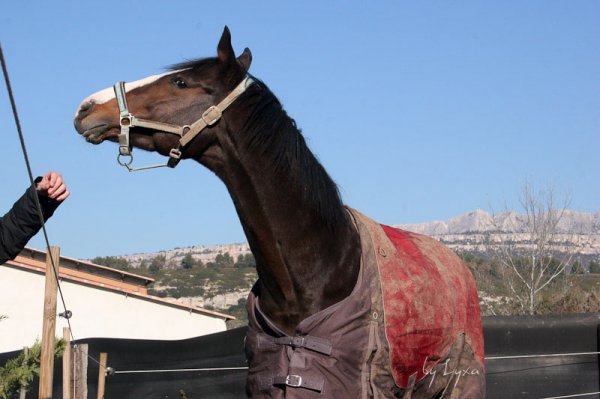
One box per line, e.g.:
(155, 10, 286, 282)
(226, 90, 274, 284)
(118, 113, 132, 156)
(202, 106, 222, 126)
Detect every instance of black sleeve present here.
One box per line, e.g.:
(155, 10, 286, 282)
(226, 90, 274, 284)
(0, 181, 61, 263)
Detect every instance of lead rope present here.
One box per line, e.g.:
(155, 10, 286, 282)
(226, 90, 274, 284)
(0, 43, 75, 341)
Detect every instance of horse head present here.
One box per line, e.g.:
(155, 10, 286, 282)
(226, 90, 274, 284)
(73, 27, 252, 168)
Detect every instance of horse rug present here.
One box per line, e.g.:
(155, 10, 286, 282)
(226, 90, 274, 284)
(245, 208, 485, 398)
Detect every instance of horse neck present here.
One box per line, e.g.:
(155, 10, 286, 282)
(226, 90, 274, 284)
(201, 93, 361, 333)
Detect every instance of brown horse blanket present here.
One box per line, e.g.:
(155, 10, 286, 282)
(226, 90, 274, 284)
(245, 209, 485, 398)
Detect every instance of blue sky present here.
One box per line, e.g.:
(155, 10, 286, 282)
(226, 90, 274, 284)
(1, 1, 598, 259)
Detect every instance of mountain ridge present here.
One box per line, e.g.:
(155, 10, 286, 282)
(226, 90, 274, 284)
(108, 209, 600, 267)
(395, 209, 600, 236)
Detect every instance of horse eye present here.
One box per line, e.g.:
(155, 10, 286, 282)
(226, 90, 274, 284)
(172, 77, 187, 89)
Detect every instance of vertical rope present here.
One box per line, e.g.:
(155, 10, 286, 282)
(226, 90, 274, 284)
(1, 45, 109, 380)
(0, 43, 75, 342)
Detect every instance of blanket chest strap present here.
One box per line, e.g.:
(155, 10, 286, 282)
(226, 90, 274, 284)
(272, 334, 333, 356)
(259, 373, 325, 393)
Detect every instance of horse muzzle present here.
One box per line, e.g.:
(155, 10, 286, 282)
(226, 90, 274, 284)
(74, 100, 119, 143)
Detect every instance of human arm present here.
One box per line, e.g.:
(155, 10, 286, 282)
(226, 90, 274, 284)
(0, 172, 69, 263)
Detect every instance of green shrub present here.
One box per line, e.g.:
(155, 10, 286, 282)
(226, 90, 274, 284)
(0, 339, 65, 399)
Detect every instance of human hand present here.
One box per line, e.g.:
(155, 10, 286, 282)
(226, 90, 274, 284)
(36, 171, 70, 202)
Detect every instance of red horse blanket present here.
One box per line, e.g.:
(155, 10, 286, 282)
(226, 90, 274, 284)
(245, 209, 485, 398)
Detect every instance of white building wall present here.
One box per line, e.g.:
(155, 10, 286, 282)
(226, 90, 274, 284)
(0, 266, 227, 353)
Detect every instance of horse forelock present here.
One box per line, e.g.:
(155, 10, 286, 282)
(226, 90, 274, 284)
(168, 57, 217, 72)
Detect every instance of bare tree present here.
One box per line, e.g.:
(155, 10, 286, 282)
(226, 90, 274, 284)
(488, 181, 575, 315)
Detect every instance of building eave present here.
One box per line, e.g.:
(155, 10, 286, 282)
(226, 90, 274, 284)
(3, 247, 235, 321)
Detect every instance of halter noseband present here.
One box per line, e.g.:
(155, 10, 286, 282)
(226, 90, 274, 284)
(113, 75, 254, 172)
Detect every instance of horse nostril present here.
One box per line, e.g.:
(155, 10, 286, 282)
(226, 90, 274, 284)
(78, 101, 94, 117)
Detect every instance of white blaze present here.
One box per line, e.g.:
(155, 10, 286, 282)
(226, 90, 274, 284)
(76, 69, 187, 116)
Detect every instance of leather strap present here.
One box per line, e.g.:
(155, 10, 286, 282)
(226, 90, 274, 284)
(259, 373, 325, 393)
(179, 76, 254, 147)
(128, 116, 183, 135)
(272, 334, 333, 356)
(115, 81, 129, 117)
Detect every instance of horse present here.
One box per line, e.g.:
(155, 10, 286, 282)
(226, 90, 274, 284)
(73, 27, 485, 398)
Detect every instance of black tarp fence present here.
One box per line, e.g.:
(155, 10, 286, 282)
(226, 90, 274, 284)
(485, 313, 600, 398)
(1, 313, 599, 398)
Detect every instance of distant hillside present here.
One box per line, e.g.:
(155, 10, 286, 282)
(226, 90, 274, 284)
(395, 209, 600, 261)
(118, 243, 252, 269)
(395, 209, 600, 235)
(110, 209, 600, 268)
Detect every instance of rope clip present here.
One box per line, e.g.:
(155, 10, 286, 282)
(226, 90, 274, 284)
(59, 310, 73, 319)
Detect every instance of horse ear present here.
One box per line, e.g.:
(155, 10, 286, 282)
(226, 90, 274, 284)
(237, 48, 252, 71)
(217, 26, 236, 66)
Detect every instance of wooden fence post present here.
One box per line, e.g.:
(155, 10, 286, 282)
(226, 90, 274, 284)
(39, 246, 60, 399)
(97, 352, 108, 399)
(73, 344, 88, 399)
(19, 346, 28, 399)
(63, 327, 72, 399)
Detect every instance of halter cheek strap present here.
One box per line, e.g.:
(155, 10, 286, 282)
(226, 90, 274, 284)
(113, 75, 254, 172)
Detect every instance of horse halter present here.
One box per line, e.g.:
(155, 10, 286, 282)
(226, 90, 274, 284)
(113, 75, 254, 172)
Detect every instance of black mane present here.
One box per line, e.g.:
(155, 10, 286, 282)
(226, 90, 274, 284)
(238, 81, 347, 231)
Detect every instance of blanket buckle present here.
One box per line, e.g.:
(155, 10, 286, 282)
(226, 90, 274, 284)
(286, 374, 303, 388)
